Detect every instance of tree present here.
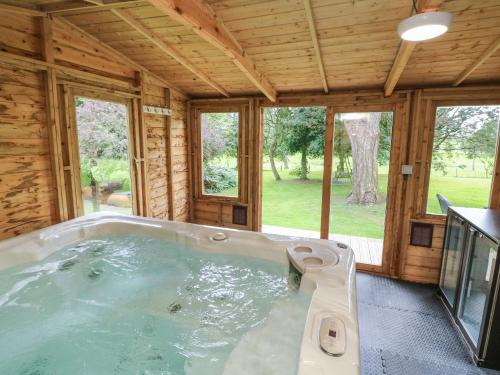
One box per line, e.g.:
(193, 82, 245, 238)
(200, 112, 239, 193)
(76, 97, 129, 210)
(285, 107, 326, 180)
(377, 112, 393, 165)
(201, 112, 238, 162)
(263, 108, 293, 180)
(342, 112, 381, 205)
(432, 106, 500, 176)
(333, 119, 352, 179)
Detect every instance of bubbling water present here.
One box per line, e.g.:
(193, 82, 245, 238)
(0, 234, 311, 374)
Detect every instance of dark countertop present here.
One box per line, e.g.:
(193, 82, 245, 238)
(450, 207, 500, 244)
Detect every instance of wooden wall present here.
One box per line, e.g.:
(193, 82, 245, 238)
(189, 88, 500, 283)
(398, 87, 500, 284)
(189, 99, 258, 231)
(0, 63, 57, 240)
(0, 12, 191, 241)
(170, 91, 190, 222)
(143, 80, 170, 220)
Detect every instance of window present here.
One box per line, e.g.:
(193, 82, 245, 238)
(427, 105, 500, 214)
(201, 112, 239, 197)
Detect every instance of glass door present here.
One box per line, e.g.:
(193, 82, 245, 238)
(458, 229, 498, 346)
(261, 107, 326, 238)
(74, 96, 134, 215)
(440, 214, 467, 308)
(329, 111, 394, 266)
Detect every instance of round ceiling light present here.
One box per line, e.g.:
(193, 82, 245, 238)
(398, 12, 453, 41)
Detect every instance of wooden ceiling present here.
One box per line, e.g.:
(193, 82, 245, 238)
(5, 0, 500, 99)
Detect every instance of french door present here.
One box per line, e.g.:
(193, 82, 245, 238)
(321, 105, 405, 274)
(260, 104, 405, 275)
(59, 86, 147, 218)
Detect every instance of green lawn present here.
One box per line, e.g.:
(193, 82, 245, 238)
(426, 176, 491, 213)
(261, 169, 388, 239)
(214, 157, 492, 240)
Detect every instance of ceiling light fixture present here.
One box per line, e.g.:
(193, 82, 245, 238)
(398, 1, 452, 42)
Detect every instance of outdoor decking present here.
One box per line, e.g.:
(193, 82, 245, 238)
(262, 225, 383, 266)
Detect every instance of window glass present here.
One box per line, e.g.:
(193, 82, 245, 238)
(201, 112, 239, 197)
(427, 106, 500, 214)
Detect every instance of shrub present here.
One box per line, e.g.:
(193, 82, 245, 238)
(203, 164, 237, 193)
(289, 163, 310, 178)
(80, 158, 131, 191)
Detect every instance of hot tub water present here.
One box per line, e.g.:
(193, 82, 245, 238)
(0, 234, 311, 374)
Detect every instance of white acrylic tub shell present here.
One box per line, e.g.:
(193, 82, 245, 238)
(0, 213, 360, 375)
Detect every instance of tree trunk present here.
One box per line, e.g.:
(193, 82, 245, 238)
(283, 151, 289, 169)
(300, 145, 308, 180)
(336, 152, 346, 176)
(343, 112, 381, 205)
(89, 173, 100, 212)
(269, 142, 281, 181)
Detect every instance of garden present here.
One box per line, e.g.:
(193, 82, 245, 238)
(203, 106, 500, 240)
(75, 97, 133, 215)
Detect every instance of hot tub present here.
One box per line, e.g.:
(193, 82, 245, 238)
(0, 213, 360, 374)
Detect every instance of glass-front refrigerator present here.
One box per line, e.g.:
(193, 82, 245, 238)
(440, 213, 467, 309)
(458, 229, 498, 347)
(438, 207, 500, 370)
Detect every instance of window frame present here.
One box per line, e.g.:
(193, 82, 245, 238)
(194, 106, 244, 202)
(423, 100, 500, 218)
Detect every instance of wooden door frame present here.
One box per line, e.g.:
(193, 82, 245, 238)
(321, 103, 404, 275)
(61, 85, 147, 217)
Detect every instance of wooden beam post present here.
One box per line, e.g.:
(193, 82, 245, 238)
(111, 9, 230, 97)
(41, 16, 69, 222)
(145, 0, 277, 101)
(0, 2, 47, 16)
(320, 107, 335, 239)
(45, 0, 144, 16)
(453, 38, 500, 87)
(303, 0, 328, 93)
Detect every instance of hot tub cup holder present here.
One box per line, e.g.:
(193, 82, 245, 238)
(286, 244, 339, 274)
(210, 232, 228, 242)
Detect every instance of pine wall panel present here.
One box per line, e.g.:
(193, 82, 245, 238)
(0, 62, 57, 240)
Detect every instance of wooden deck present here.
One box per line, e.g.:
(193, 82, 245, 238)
(262, 225, 383, 266)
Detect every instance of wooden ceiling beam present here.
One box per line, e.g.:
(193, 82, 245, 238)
(384, 41, 417, 97)
(145, 0, 277, 101)
(46, 1, 145, 16)
(384, 0, 445, 97)
(303, 0, 328, 93)
(453, 38, 500, 86)
(0, 2, 46, 16)
(111, 8, 230, 97)
(56, 17, 186, 96)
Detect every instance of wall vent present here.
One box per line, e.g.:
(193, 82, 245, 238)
(232, 205, 247, 226)
(410, 223, 434, 248)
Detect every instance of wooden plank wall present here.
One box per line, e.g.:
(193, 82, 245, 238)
(189, 99, 256, 231)
(190, 88, 500, 283)
(0, 63, 57, 240)
(0, 12, 191, 241)
(170, 91, 190, 222)
(0, 14, 57, 240)
(143, 80, 170, 220)
(398, 87, 500, 284)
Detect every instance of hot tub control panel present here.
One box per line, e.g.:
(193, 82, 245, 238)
(319, 316, 346, 357)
